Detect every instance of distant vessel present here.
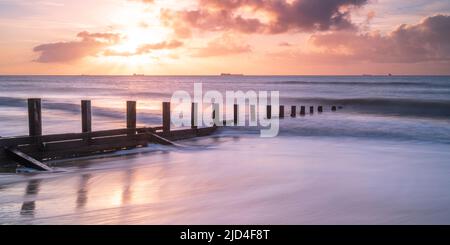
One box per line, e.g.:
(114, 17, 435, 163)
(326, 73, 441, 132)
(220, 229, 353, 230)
(388, 73, 393, 76)
(133, 73, 145, 76)
(220, 73, 244, 76)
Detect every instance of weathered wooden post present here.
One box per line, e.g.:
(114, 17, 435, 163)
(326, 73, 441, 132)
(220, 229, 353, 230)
(212, 103, 220, 126)
(233, 104, 238, 125)
(267, 105, 272, 119)
(332, 106, 337, 111)
(291, 106, 297, 117)
(279, 105, 284, 118)
(191, 102, 198, 129)
(162, 102, 171, 132)
(309, 106, 314, 114)
(318, 106, 323, 113)
(127, 101, 136, 135)
(300, 106, 306, 115)
(28, 98, 42, 136)
(250, 105, 256, 122)
(81, 100, 92, 133)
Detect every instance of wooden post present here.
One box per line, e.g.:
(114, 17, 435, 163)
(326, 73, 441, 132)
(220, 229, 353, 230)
(28, 98, 42, 136)
(300, 106, 306, 115)
(332, 106, 337, 111)
(279, 105, 284, 118)
(267, 105, 272, 119)
(81, 100, 92, 133)
(127, 101, 136, 135)
(163, 102, 171, 132)
(233, 104, 238, 125)
(250, 105, 256, 123)
(318, 106, 323, 113)
(191, 102, 198, 129)
(291, 106, 297, 117)
(309, 106, 314, 114)
(212, 103, 220, 126)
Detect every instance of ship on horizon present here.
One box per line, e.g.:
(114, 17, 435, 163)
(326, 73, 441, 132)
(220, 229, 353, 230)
(220, 73, 244, 77)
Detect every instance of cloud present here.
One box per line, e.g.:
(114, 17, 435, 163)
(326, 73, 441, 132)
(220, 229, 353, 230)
(163, 0, 369, 35)
(279, 42, 292, 47)
(33, 32, 121, 63)
(128, 0, 154, 4)
(310, 14, 450, 63)
(137, 40, 183, 52)
(103, 40, 183, 56)
(193, 34, 251, 57)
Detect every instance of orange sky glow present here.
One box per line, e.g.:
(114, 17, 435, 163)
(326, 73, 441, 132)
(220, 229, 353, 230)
(0, 0, 450, 75)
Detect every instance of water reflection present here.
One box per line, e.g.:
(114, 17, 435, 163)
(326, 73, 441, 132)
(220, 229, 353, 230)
(20, 179, 41, 216)
(121, 169, 135, 205)
(76, 174, 91, 209)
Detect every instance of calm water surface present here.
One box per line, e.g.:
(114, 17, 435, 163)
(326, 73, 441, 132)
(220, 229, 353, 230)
(0, 75, 449, 224)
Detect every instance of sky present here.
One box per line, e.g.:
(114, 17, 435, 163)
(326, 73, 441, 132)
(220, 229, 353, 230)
(0, 0, 450, 75)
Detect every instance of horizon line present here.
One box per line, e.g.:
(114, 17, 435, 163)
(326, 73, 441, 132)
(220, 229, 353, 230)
(1, 74, 450, 77)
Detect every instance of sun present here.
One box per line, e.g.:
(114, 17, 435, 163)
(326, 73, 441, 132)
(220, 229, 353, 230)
(99, 2, 174, 64)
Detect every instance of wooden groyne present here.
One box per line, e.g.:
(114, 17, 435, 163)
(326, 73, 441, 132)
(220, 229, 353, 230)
(0, 98, 340, 171)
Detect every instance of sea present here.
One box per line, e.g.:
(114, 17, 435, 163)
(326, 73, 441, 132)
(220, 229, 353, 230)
(0, 75, 450, 224)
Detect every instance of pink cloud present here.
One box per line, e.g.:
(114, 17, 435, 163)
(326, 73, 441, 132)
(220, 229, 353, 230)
(33, 32, 121, 63)
(193, 35, 251, 57)
(163, 0, 369, 35)
(310, 14, 450, 63)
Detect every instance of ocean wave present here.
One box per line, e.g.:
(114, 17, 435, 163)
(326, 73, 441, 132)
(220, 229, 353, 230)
(269, 80, 450, 88)
(216, 118, 450, 144)
(0, 97, 162, 124)
(289, 97, 450, 119)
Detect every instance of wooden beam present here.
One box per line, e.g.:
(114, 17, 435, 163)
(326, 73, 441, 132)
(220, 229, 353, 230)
(5, 147, 52, 171)
(162, 102, 171, 132)
(148, 132, 176, 146)
(318, 106, 323, 113)
(127, 101, 137, 135)
(0, 127, 157, 148)
(191, 102, 198, 129)
(267, 105, 272, 119)
(81, 100, 92, 133)
(233, 104, 238, 125)
(291, 106, 296, 117)
(300, 106, 306, 116)
(28, 98, 42, 136)
(212, 103, 220, 126)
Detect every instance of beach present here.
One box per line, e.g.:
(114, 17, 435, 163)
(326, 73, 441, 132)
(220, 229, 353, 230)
(1, 75, 450, 224)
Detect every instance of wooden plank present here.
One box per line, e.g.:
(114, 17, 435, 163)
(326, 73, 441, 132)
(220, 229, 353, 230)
(5, 147, 52, 171)
(28, 98, 42, 136)
(148, 133, 175, 145)
(19, 135, 149, 160)
(0, 127, 156, 147)
(1, 126, 217, 164)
